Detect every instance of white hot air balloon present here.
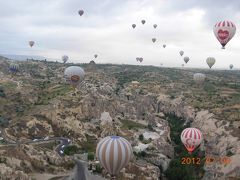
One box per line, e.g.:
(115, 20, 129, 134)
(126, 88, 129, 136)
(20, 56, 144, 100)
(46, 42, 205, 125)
(132, 24, 136, 29)
(229, 64, 233, 69)
(153, 24, 157, 29)
(152, 38, 156, 43)
(64, 66, 85, 88)
(181, 128, 203, 154)
(62, 55, 69, 63)
(213, 20, 236, 49)
(78, 10, 84, 16)
(184, 56, 190, 64)
(96, 136, 133, 178)
(193, 73, 206, 84)
(29, 41, 35, 47)
(179, 51, 184, 56)
(206, 57, 216, 69)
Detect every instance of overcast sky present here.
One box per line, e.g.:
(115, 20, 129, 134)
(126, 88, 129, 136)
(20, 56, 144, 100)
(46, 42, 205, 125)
(0, 0, 240, 69)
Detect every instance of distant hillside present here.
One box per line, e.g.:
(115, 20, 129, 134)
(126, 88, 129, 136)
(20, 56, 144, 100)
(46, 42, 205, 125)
(0, 54, 46, 61)
(0, 55, 9, 61)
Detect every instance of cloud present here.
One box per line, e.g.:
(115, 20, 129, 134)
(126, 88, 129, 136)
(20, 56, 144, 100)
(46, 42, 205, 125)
(0, 0, 240, 68)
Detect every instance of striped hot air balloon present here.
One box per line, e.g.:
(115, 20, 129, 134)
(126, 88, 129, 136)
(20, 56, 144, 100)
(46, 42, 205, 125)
(206, 57, 216, 69)
(96, 136, 133, 178)
(213, 20, 236, 49)
(193, 73, 206, 84)
(9, 63, 19, 73)
(181, 128, 203, 154)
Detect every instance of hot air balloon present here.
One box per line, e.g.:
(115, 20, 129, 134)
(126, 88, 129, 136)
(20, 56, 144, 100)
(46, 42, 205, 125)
(96, 136, 133, 179)
(9, 63, 19, 73)
(132, 24, 136, 29)
(179, 51, 184, 56)
(141, 20, 146, 25)
(64, 66, 85, 88)
(78, 10, 84, 16)
(181, 64, 184, 67)
(229, 64, 233, 69)
(193, 73, 206, 84)
(153, 24, 157, 29)
(136, 57, 139, 62)
(184, 56, 190, 64)
(29, 41, 35, 47)
(62, 55, 69, 63)
(163, 44, 166, 48)
(94, 54, 98, 58)
(139, 57, 143, 62)
(152, 38, 156, 43)
(181, 128, 203, 154)
(206, 57, 216, 69)
(213, 20, 236, 49)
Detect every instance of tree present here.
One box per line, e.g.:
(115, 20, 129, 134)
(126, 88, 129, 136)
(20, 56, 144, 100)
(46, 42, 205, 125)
(88, 152, 95, 161)
(139, 134, 144, 141)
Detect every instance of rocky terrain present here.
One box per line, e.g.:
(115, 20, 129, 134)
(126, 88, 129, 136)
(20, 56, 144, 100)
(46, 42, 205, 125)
(0, 56, 239, 179)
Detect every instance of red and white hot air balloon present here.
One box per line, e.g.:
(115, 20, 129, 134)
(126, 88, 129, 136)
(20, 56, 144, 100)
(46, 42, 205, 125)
(213, 20, 236, 49)
(181, 128, 203, 154)
(96, 136, 133, 178)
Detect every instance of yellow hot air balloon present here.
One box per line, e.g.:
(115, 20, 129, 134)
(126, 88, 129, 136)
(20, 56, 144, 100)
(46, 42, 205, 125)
(206, 57, 216, 69)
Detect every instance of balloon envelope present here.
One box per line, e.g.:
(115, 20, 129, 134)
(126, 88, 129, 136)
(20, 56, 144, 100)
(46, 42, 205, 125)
(96, 136, 133, 176)
(206, 57, 216, 69)
(179, 51, 184, 56)
(152, 38, 156, 43)
(229, 64, 233, 69)
(193, 73, 206, 83)
(132, 24, 136, 29)
(181, 128, 203, 153)
(163, 44, 166, 48)
(62, 55, 69, 63)
(29, 41, 35, 47)
(213, 20, 236, 49)
(78, 10, 84, 16)
(94, 54, 98, 58)
(9, 63, 19, 73)
(153, 24, 157, 28)
(184, 56, 190, 64)
(141, 20, 146, 25)
(64, 66, 85, 87)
